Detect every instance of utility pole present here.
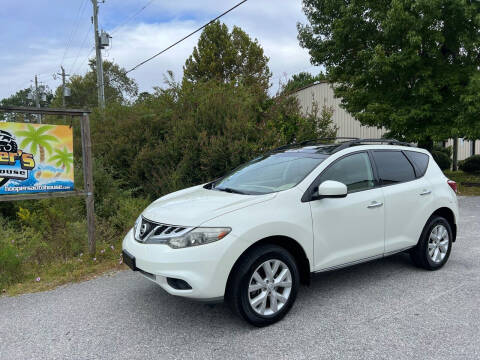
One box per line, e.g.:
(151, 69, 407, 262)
(34, 75, 40, 109)
(60, 66, 68, 109)
(34, 75, 42, 123)
(91, 0, 105, 109)
(57, 66, 70, 121)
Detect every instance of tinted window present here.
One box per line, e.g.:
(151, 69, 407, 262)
(404, 151, 429, 177)
(318, 152, 375, 192)
(372, 151, 416, 184)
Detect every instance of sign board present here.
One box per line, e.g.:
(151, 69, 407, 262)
(0, 123, 74, 194)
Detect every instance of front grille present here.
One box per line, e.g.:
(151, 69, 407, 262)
(135, 217, 192, 243)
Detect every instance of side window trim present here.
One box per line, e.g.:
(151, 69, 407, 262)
(370, 149, 418, 187)
(401, 150, 419, 178)
(301, 150, 378, 202)
(403, 150, 429, 178)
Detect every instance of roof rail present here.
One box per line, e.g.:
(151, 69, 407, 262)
(299, 137, 359, 145)
(270, 137, 358, 152)
(333, 138, 414, 153)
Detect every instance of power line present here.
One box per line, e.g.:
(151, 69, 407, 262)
(69, 23, 93, 74)
(60, 0, 89, 67)
(73, 47, 95, 76)
(126, 0, 248, 74)
(110, 0, 157, 36)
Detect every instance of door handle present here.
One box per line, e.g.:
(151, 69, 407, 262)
(367, 201, 383, 208)
(419, 189, 432, 196)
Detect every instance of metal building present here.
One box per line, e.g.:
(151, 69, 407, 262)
(293, 82, 479, 160)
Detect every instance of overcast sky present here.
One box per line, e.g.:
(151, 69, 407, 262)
(0, 0, 320, 100)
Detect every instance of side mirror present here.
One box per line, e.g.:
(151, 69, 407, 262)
(311, 180, 347, 200)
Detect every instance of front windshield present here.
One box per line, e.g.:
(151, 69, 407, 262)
(213, 154, 325, 195)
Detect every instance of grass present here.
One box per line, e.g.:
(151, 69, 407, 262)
(2, 255, 127, 297)
(444, 170, 480, 196)
(0, 238, 129, 297)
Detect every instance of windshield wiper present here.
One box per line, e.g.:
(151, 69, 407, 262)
(215, 187, 247, 195)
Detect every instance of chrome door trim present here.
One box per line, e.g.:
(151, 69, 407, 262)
(314, 254, 384, 273)
(314, 246, 415, 273)
(383, 245, 415, 257)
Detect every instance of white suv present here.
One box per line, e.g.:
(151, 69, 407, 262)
(122, 139, 459, 326)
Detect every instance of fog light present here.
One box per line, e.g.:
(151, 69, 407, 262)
(167, 277, 192, 290)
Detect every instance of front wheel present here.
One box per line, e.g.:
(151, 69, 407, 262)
(410, 216, 453, 270)
(226, 244, 300, 327)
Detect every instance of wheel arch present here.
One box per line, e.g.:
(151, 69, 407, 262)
(226, 235, 311, 294)
(430, 207, 457, 242)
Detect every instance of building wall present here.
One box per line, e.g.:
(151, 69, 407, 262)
(445, 139, 480, 161)
(293, 82, 477, 161)
(293, 82, 386, 139)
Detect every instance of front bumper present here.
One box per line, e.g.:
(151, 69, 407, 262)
(122, 228, 238, 300)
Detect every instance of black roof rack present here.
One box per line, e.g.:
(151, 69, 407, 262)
(270, 137, 358, 153)
(333, 138, 413, 153)
(298, 137, 359, 146)
(269, 137, 413, 155)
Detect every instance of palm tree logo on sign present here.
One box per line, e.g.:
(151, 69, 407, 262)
(0, 123, 74, 194)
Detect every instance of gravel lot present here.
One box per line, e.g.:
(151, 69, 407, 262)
(1, 197, 479, 360)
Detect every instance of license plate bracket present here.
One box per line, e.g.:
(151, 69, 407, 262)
(122, 250, 136, 271)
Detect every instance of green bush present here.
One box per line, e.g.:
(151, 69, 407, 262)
(92, 80, 336, 198)
(433, 145, 452, 158)
(432, 150, 452, 170)
(459, 155, 480, 173)
(0, 220, 25, 288)
(0, 242, 22, 288)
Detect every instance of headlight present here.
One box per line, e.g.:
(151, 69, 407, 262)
(133, 215, 142, 240)
(133, 216, 230, 248)
(165, 227, 231, 249)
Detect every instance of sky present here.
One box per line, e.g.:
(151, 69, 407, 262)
(0, 0, 321, 100)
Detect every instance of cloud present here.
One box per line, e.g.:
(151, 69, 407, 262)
(0, 0, 321, 99)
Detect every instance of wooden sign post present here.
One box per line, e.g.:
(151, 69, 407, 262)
(0, 106, 96, 255)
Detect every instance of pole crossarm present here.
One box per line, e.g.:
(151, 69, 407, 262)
(0, 106, 90, 116)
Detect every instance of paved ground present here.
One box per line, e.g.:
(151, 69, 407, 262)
(1, 197, 479, 360)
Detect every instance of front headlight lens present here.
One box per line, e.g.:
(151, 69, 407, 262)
(168, 227, 231, 249)
(146, 227, 231, 248)
(133, 215, 142, 239)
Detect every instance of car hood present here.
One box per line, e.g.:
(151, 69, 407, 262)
(142, 185, 276, 226)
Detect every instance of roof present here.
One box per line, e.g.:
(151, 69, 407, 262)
(271, 138, 414, 157)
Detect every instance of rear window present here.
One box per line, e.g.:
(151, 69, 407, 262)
(404, 151, 429, 178)
(372, 151, 416, 184)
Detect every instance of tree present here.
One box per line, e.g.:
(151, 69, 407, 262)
(51, 60, 138, 109)
(0, 87, 53, 121)
(282, 72, 326, 94)
(183, 21, 271, 91)
(49, 147, 74, 177)
(298, 0, 480, 144)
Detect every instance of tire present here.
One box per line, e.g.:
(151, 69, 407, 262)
(226, 244, 300, 327)
(410, 216, 453, 270)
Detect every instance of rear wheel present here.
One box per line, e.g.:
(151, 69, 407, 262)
(226, 244, 300, 327)
(410, 216, 452, 270)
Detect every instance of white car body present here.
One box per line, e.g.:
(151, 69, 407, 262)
(122, 144, 459, 302)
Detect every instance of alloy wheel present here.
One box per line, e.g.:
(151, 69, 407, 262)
(248, 259, 292, 316)
(428, 224, 449, 263)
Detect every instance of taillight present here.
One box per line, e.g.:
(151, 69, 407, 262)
(447, 180, 458, 193)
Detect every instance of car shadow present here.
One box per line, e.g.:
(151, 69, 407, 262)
(128, 252, 416, 331)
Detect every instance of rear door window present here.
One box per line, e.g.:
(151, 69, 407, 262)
(372, 151, 416, 185)
(404, 151, 429, 178)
